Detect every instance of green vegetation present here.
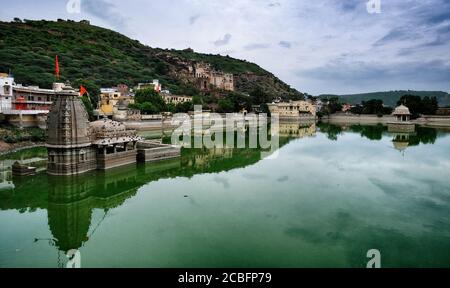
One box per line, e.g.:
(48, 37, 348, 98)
(0, 124, 46, 143)
(130, 88, 195, 114)
(0, 19, 302, 106)
(350, 99, 393, 116)
(321, 97, 343, 115)
(319, 91, 450, 107)
(397, 95, 438, 118)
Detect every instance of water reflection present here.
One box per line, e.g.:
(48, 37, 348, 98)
(317, 123, 439, 153)
(1, 123, 449, 267)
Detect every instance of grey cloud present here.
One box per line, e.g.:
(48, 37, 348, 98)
(214, 33, 232, 46)
(373, 28, 421, 47)
(244, 43, 270, 50)
(268, 2, 281, 8)
(297, 59, 450, 85)
(189, 15, 200, 25)
(213, 177, 230, 189)
(83, 0, 127, 29)
(333, 0, 362, 12)
(279, 41, 292, 48)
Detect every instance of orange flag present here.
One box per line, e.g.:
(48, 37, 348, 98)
(55, 55, 60, 78)
(80, 85, 88, 96)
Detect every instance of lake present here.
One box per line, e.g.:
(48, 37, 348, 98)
(0, 123, 449, 268)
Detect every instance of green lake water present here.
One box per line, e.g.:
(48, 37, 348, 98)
(0, 123, 449, 268)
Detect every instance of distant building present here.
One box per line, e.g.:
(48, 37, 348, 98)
(117, 84, 130, 96)
(192, 62, 234, 92)
(136, 80, 162, 92)
(162, 93, 192, 105)
(97, 88, 121, 116)
(393, 104, 411, 122)
(436, 107, 450, 116)
(267, 100, 316, 119)
(0, 73, 78, 128)
(388, 104, 415, 133)
(96, 86, 135, 117)
(0, 73, 14, 112)
(341, 103, 353, 113)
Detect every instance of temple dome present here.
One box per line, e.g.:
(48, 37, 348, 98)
(89, 118, 126, 134)
(393, 104, 411, 115)
(46, 89, 91, 148)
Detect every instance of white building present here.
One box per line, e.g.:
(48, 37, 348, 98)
(0, 73, 14, 112)
(137, 79, 162, 92)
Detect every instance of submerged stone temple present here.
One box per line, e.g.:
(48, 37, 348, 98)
(46, 85, 180, 176)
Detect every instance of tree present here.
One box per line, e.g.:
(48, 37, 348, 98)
(323, 97, 343, 115)
(250, 87, 271, 105)
(350, 105, 363, 115)
(134, 88, 167, 113)
(217, 98, 234, 113)
(81, 95, 94, 120)
(397, 95, 438, 118)
(421, 96, 438, 115)
(174, 101, 194, 113)
(73, 79, 100, 107)
(397, 95, 422, 118)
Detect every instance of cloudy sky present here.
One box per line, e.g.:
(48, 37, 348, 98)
(1, 0, 450, 95)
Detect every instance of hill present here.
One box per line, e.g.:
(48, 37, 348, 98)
(319, 91, 450, 107)
(0, 19, 302, 104)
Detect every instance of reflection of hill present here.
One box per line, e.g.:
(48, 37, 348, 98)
(0, 122, 317, 253)
(0, 132, 300, 252)
(318, 123, 439, 151)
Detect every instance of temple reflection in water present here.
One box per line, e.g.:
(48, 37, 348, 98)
(0, 123, 317, 265)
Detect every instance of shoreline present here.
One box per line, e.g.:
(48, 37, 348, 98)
(0, 141, 45, 156)
(321, 114, 450, 126)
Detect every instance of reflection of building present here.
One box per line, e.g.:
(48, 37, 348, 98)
(279, 123, 316, 138)
(1, 159, 182, 258)
(183, 147, 234, 169)
(391, 132, 415, 154)
(388, 105, 415, 133)
(267, 100, 316, 119)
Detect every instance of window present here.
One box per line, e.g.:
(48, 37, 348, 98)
(50, 155, 55, 162)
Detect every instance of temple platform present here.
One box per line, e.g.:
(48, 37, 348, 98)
(137, 141, 181, 163)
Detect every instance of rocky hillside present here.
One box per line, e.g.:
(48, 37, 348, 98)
(0, 19, 303, 103)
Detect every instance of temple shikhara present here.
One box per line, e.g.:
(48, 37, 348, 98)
(45, 84, 180, 176)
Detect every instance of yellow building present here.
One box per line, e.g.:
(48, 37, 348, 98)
(98, 88, 121, 116)
(267, 100, 316, 119)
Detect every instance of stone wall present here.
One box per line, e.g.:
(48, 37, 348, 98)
(323, 114, 396, 124)
(417, 115, 450, 126)
(137, 145, 181, 163)
(97, 150, 137, 170)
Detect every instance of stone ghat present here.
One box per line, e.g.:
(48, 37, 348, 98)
(137, 141, 181, 163)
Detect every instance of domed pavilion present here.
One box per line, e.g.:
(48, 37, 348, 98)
(393, 104, 411, 122)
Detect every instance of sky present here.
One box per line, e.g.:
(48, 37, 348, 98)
(1, 0, 450, 95)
